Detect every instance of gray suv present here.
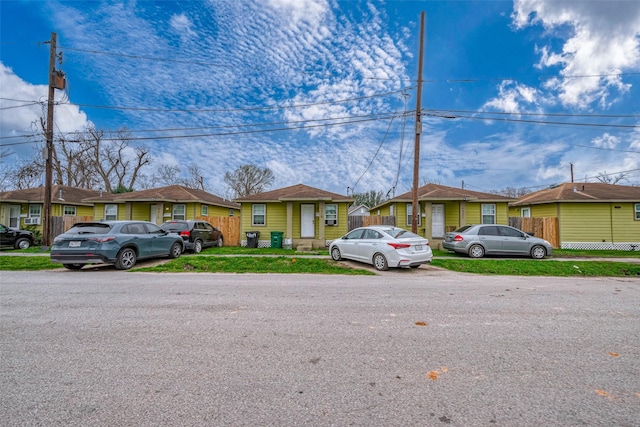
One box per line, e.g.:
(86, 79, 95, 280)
(443, 224, 553, 259)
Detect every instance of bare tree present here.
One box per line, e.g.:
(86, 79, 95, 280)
(180, 164, 205, 190)
(595, 171, 629, 185)
(352, 190, 384, 208)
(491, 187, 531, 197)
(224, 164, 274, 197)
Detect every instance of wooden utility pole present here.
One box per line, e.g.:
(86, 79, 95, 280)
(412, 12, 425, 234)
(42, 32, 57, 247)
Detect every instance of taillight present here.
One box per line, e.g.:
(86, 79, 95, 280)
(453, 235, 464, 242)
(388, 243, 411, 249)
(88, 236, 116, 243)
(179, 230, 191, 237)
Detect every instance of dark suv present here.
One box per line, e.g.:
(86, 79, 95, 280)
(160, 220, 223, 253)
(0, 223, 35, 250)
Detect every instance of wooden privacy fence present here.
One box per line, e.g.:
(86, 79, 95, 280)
(509, 217, 559, 248)
(197, 216, 241, 246)
(349, 215, 396, 231)
(50, 216, 94, 241)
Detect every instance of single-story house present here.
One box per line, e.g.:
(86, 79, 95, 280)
(82, 184, 240, 223)
(0, 185, 100, 230)
(348, 204, 371, 216)
(509, 182, 640, 250)
(371, 183, 516, 249)
(234, 183, 353, 249)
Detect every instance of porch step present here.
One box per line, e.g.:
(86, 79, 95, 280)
(296, 244, 313, 252)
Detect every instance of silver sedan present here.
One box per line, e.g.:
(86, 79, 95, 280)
(329, 226, 433, 271)
(443, 224, 553, 259)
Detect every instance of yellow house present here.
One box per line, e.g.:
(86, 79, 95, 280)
(234, 183, 353, 249)
(510, 182, 640, 250)
(83, 185, 240, 224)
(0, 185, 100, 232)
(371, 183, 515, 249)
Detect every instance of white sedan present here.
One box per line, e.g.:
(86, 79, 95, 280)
(329, 226, 433, 271)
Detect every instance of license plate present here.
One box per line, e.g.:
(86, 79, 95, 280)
(415, 245, 423, 251)
(69, 241, 81, 247)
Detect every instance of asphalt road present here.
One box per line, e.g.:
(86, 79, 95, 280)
(1, 269, 639, 426)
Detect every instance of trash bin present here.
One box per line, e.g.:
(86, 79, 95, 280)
(245, 231, 260, 248)
(270, 231, 284, 248)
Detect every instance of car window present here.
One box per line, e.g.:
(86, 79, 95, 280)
(384, 228, 421, 239)
(454, 225, 474, 233)
(362, 229, 382, 239)
(68, 223, 111, 234)
(203, 223, 214, 231)
(346, 229, 364, 239)
(499, 226, 523, 238)
(162, 222, 187, 232)
(145, 223, 164, 234)
(123, 223, 148, 234)
(478, 226, 500, 236)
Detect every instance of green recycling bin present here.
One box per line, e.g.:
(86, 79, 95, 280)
(270, 231, 284, 248)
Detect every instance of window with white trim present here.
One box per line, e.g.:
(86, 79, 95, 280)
(173, 204, 186, 220)
(252, 204, 266, 226)
(406, 203, 421, 226)
(229, 209, 235, 217)
(105, 204, 117, 220)
(29, 204, 41, 219)
(482, 204, 496, 224)
(521, 207, 531, 218)
(201, 205, 208, 216)
(635, 203, 640, 220)
(325, 204, 337, 225)
(389, 204, 394, 216)
(63, 205, 76, 216)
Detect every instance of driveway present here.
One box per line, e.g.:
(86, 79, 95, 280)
(1, 271, 638, 426)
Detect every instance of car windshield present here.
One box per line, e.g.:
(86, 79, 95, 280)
(454, 225, 474, 233)
(383, 228, 421, 239)
(67, 223, 111, 234)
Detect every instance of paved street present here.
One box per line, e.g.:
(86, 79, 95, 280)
(1, 270, 639, 426)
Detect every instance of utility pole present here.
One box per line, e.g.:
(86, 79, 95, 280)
(412, 12, 425, 234)
(42, 32, 65, 247)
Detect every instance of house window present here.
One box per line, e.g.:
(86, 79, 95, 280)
(173, 204, 186, 220)
(29, 204, 41, 219)
(229, 209, 235, 217)
(482, 204, 496, 224)
(63, 205, 76, 216)
(325, 204, 337, 225)
(521, 207, 531, 218)
(105, 204, 118, 221)
(389, 205, 394, 216)
(201, 205, 209, 216)
(252, 204, 266, 226)
(635, 203, 640, 220)
(406, 203, 421, 226)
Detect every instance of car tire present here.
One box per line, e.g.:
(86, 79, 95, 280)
(169, 242, 182, 259)
(115, 248, 137, 270)
(194, 239, 203, 253)
(373, 253, 389, 271)
(530, 245, 546, 259)
(468, 244, 485, 258)
(217, 237, 224, 247)
(63, 263, 85, 270)
(330, 247, 342, 261)
(15, 238, 31, 250)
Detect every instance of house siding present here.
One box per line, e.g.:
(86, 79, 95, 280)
(560, 203, 640, 244)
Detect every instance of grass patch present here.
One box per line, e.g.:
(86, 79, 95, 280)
(135, 256, 375, 275)
(432, 258, 640, 277)
(198, 247, 329, 256)
(0, 256, 58, 271)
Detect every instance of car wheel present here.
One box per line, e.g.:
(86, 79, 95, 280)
(531, 245, 546, 259)
(217, 237, 224, 247)
(115, 248, 137, 270)
(193, 239, 203, 253)
(468, 244, 485, 258)
(169, 242, 182, 259)
(372, 253, 389, 271)
(330, 246, 342, 261)
(15, 238, 31, 250)
(63, 263, 85, 270)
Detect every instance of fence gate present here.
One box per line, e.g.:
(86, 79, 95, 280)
(509, 217, 559, 248)
(348, 215, 396, 231)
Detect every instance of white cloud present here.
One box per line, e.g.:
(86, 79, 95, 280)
(592, 133, 619, 150)
(512, 0, 640, 108)
(482, 80, 543, 114)
(169, 13, 197, 39)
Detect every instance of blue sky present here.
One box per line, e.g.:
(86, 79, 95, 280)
(1, 0, 639, 198)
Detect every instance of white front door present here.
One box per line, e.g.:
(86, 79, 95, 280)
(9, 205, 20, 228)
(432, 204, 445, 238)
(150, 204, 158, 224)
(301, 204, 315, 238)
